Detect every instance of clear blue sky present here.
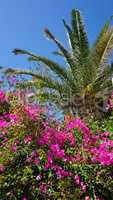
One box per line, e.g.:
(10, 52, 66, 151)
(0, 0, 113, 70)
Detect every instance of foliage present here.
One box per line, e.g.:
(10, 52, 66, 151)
(4, 10, 113, 119)
(88, 92, 113, 134)
(0, 90, 113, 199)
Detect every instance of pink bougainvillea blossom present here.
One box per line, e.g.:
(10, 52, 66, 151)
(0, 164, 5, 173)
(39, 183, 47, 193)
(36, 174, 41, 181)
(24, 135, 32, 144)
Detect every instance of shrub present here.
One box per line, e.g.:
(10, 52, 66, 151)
(0, 91, 113, 199)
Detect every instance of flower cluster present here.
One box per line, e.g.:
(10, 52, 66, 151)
(0, 90, 113, 199)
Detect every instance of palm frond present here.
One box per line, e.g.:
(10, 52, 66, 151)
(37, 91, 63, 107)
(92, 64, 113, 93)
(4, 68, 40, 78)
(52, 51, 64, 57)
(14, 69, 68, 94)
(13, 49, 35, 56)
(100, 80, 113, 94)
(44, 28, 74, 66)
(44, 28, 82, 86)
(28, 55, 69, 81)
(13, 48, 75, 87)
(63, 19, 74, 51)
(16, 79, 64, 107)
(71, 10, 92, 86)
(71, 9, 89, 57)
(93, 15, 113, 48)
(92, 28, 113, 77)
(17, 79, 70, 109)
(90, 16, 113, 71)
(99, 28, 113, 67)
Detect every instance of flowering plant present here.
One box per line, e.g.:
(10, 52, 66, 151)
(0, 90, 113, 199)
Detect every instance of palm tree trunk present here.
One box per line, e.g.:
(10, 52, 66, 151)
(84, 93, 103, 120)
(62, 93, 104, 120)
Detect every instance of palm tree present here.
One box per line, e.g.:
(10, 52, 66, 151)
(4, 9, 113, 119)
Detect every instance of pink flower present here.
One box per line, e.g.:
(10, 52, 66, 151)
(22, 196, 27, 200)
(47, 154, 53, 164)
(85, 196, 91, 200)
(31, 150, 38, 157)
(75, 153, 81, 162)
(14, 138, 20, 145)
(24, 135, 32, 144)
(56, 169, 69, 178)
(67, 118, 81, 129)
(33, 158, 40, 165)
(0, 90, 7, 101)
(11, 144, 17, 152)
(102, 132, 110, 137)
(36, 174, 41, 181)
(67, 132, 76, 146)
(67, 118, 90, 134)
(0, 120, 9, 129)
(26, 157, 32, 163)
(50, 144, 65, 159)
(0, 164, 5, 173)
(50, 144, 59, 152)
(39, 183, 47, 193)
(44, 163, 52, 170)
(9, 114, 20, 124)
(24, 105, 42, 120)
(74, 175, 81, 185)
(80, 182, 87, 191)
(56, 131, 67, 146)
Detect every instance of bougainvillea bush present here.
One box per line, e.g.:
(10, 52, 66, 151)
(0, 91, 113, 199)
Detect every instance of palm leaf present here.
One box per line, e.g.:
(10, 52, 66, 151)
(92, 64, 113, 93)
(71, 10, 91, 86)
(63, 19, 75, 52)
(90, 16, 113, 70)
(28, 55, 69, 81)
(44, 28, 75, 67)
(93, 15, 113, 49)
(52, 51, 64, 57)
(5, 68, 40, 78)
(13, 48, 76, 88)
(6, 68, 67, 94)
(13, 49, 68, 80)
(99, 28, 113, 67)
(71, 9, 89, 58)
(37, 91, 63, 107)
(63, 10, 91, 86)
(44, 28, 82, 88)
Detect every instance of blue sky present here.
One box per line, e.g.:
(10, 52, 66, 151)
(0, 0, 113, 70)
